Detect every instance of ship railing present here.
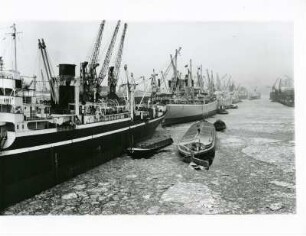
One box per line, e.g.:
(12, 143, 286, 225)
(23, 110, 53, 121)
(25, 115, 52, 121)
(100, 112, 130, 122)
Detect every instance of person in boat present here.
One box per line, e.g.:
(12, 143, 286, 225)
(194, 125, 201, 138)
(191, 141, 201, 152)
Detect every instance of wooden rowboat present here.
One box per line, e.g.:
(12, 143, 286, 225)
(178, 120, 216, 166)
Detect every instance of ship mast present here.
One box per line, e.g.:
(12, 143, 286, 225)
(124, 64, 134, 120)
(12, 24, 17, 71)
(0, 57, 3, 71)
(10, 23, 21, 71)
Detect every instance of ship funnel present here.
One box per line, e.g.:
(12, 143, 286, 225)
(59, 64, 76, 86)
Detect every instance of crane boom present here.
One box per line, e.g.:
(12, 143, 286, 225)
(168, 47, 181, 93)
(89, 20, 105, 74)
(107, 23, 128, 96)
(97, 20, 121, 86)
(197, 65, 204, 91)
(38, 38, 58, 103)
(206, 69, 211, 92)
(113, 23, 128, 82)
(272, 78, 280, 89)
(161, 47, 181, 81)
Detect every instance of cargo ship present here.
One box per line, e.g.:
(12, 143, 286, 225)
(270, 77, 294, 107)
(151, 48, 223, 126)
(0, 22, 165, 210)
(164, 100, 218, 125)
(237, 86, 248, 100)
(248, 88, 261, 100)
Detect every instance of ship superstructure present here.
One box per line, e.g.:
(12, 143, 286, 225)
(150, 48, 235, 125)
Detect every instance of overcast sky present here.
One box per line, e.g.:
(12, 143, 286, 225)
(0, 21, 293, 91)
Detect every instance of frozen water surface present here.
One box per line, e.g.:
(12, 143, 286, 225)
(2, 97, 295, 215)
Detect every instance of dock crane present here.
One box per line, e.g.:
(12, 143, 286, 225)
(89, 20, 105, 78)
(97, 20, 121, 88)
(38, 39, 59, 103)
(206, 69, 212, 93)
(162, 47, 181, 93)
(159, 48, 178, 93)
(272, 78, 280, 92)
(150, 69, 159, 95)
(216, 73, 221, 91)
(107, 23, 128, 98)
(196, 65, 204, 92)
(81, 20, 105, 102)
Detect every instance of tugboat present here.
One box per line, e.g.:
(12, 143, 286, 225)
(0, 22, 165, 209)
(178, 120, 216, 167)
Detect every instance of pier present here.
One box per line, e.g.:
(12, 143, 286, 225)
(2, 96, 295, 215)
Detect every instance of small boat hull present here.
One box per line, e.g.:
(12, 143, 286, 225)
(127, 137, 173, 158)
(178, 120, 216, 166)
(217, 105, 229, 114)
(217, 110, 228, 114)
(191, 148, 215, 166)
(178, 145, 215, 164)
(127, 147, 157, 158)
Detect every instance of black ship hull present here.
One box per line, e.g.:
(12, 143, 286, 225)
(191, 147, 216, 166)
(270, 91, 294, 107)
(0, 115, 164, 210)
